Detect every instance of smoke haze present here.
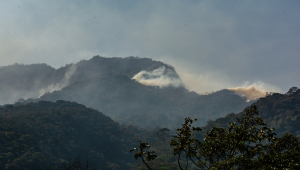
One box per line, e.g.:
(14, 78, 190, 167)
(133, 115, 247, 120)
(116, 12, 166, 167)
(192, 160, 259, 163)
(228, 82, 280, 101)
(1, 1, 299, 92)
(39, 65, 77, 97)
(132, 66, 183, 88)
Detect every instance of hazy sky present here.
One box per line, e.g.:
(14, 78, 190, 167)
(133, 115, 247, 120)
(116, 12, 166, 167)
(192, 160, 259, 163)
(1, 0, 299, 94)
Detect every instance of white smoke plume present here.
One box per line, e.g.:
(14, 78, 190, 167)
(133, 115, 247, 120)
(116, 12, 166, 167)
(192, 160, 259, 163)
(39, 65, 77, 97)
(132, 66, 183, 88)
(228, 81, 280, 101)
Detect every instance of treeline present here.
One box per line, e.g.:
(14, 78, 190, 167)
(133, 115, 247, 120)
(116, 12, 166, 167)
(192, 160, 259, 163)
(130, 87, 300, 169)
(0, 87, 299, 169)
(200, 87, 300, 138)
(0, 100, 155, 170)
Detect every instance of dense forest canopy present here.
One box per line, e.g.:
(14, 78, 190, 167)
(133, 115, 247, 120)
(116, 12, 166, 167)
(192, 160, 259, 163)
(0, 100, 150, 170)
(200, 87, 300, 138)
(132, 105, 300, 169)
(130, 87, 300, 169)
(0, 87, 298, 169)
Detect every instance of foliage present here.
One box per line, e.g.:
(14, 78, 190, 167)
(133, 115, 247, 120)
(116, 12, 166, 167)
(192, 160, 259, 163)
(47, 156, 97, 170)
(200, 86, 300, 138)
(0, 100, 147, 170)
(130, 141, 157, 170)
(132, 105, 300, 169)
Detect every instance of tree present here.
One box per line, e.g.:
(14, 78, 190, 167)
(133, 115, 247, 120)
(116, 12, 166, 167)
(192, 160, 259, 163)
(131, 105, 300, 169)
(130, 141, 157, 170)
(286, 86, 299, 95)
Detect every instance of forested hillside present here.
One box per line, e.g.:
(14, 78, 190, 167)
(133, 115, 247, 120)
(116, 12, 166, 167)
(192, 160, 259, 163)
(129, 87, 300, 169)
(0, 63, 56, 104)
(200, 87, 300, 137)
(39, 75, 251, 128)
(0, 56, 253, 128)
(0, 100, 148, 170)
(0, 87, 298, 169)
(0, 56, 178, 105)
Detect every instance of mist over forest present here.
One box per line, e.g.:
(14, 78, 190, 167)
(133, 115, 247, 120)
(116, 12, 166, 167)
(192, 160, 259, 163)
(0, 56, 299, 169)
(1, 0, 300, 168)
(0, 56, 256, 128)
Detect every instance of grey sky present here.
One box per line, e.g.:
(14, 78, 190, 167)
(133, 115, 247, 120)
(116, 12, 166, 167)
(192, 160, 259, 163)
(1, 0, 299, 94)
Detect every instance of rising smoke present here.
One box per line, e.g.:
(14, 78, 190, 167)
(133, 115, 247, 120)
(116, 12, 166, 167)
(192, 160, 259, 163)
(228, 81, 280, 101)
(39, 65, 77, 97)
(132, 66, 183, 88)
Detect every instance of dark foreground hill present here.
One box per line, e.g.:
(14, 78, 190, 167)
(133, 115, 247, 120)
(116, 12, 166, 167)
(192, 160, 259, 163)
(1, 56, 253, 128)
(0, 100, 147, 170)
(199, 87, 300, 137)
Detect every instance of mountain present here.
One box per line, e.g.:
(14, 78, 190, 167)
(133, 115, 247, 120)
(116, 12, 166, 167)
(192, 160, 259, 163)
(0, 56, 253, 128)
(199, 87, 300, 137)
(0, 100, 147, 170)
(0, 63, 56, 104)
(39, 80, 251, 128)
(0, 56, 177, 105)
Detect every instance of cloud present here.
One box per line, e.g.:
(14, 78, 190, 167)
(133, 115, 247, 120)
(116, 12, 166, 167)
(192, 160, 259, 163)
(39, 64, 77, 97)
(228, 81, 280, 101)
(132, 66, 183, 88)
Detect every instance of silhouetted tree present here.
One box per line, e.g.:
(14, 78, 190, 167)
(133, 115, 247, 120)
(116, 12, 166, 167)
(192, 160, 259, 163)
(132, 105, 300, 169)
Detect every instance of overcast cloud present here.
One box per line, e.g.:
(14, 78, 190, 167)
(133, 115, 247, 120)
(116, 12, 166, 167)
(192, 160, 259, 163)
(1, 0, 299, 94)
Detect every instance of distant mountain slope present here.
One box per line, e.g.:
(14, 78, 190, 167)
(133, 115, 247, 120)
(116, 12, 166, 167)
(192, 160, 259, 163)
(1, 56, 253, 128)
(39, 74, 251, 128)
(70, 56, 180, 82)
(0, 100, 142, 170)
(200, 87, 300, 137)
(0, 56, 178, 105)
(0, 63, 56, 104)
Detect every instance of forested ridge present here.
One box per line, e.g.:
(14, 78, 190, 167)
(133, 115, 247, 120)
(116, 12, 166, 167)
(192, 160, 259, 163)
(1, 57, 299, 169)
(0, 56, 253, 129)
(0, 87, 299, 169)
(0, 56, 177, 105)
(0, 100, 151, 170)
(39, 78, 251, 129)
(130, 87, 300, 169)
(200, 87, 300, 138)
